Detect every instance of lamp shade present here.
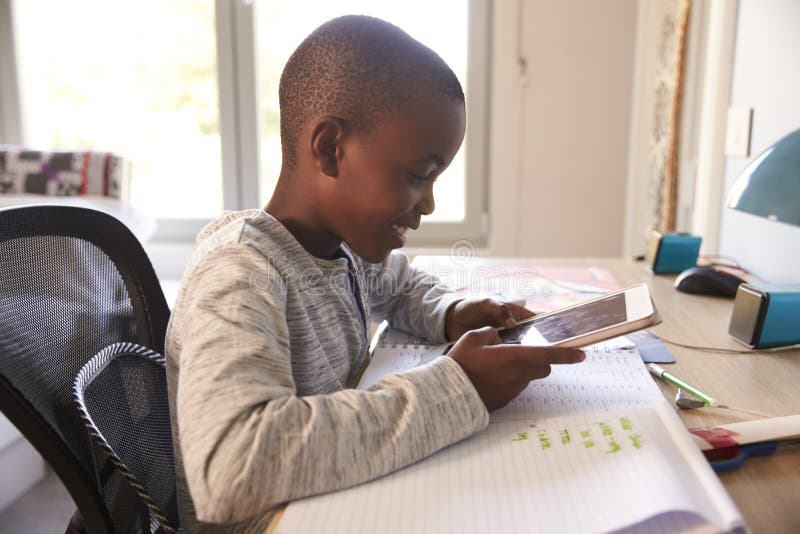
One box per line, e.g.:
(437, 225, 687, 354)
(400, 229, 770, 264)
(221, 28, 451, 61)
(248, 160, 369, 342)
(726, 128, 800, 227)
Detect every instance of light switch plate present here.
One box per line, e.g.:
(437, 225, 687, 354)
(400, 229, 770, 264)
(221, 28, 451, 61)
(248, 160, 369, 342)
(725, 107, 752, 158)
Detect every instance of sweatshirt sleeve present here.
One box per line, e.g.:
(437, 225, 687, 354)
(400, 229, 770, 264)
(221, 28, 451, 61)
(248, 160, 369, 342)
(175, 245, 488, 525)
(359, 251, 462, 343)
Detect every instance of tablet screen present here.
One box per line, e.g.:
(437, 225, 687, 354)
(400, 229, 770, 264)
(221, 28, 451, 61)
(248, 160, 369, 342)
(500, 292, 627, 344)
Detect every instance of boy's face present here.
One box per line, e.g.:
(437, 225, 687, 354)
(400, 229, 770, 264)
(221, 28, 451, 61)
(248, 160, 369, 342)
(326, 94, 466, 263)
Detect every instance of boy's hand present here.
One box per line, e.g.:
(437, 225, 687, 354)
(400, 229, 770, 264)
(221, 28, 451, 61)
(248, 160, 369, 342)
(448, 326, 585, 412)
(444, 298, 534, 341)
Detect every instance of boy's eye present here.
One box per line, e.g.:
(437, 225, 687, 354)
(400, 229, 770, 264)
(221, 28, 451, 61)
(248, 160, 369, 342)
(408, 172, 432, 186)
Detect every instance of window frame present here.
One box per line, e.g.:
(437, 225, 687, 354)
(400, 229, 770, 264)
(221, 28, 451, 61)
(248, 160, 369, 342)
(0, 0, 23, 144)
(1, 0, 491, 246)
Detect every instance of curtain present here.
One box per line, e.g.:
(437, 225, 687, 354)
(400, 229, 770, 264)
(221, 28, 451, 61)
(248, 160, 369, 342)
(649, 0, 692, 233)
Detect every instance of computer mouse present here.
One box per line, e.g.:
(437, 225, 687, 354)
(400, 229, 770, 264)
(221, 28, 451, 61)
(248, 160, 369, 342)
(674, 266, 746, 298)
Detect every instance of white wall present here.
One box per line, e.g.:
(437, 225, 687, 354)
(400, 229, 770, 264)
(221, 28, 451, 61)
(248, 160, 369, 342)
(717, 0, 800, 283)
(488, 0, 638, 257)
(0, 415, 45, 512)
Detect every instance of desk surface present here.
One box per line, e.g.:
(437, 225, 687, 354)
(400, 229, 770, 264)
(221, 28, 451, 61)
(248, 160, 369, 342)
(269, 257, 800, 534)
(416, 256, 800, 534)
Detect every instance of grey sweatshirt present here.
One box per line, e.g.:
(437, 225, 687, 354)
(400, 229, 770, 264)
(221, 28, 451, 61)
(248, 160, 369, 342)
(165, 210, 489, 533)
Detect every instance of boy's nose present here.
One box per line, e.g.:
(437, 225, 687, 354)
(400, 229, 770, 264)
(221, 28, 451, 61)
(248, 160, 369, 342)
(416, 186, 435, 216)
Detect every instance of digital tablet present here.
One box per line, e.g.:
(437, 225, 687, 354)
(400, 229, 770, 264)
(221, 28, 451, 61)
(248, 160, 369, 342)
(499, 283, 661, 348)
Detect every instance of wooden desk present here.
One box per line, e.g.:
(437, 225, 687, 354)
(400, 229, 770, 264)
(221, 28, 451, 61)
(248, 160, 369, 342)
(413, 256, 800, 534)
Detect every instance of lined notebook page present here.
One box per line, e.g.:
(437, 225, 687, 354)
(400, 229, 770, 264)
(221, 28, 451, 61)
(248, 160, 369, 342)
(277, 403, 744, 534)
(281, 334, 745, 533)
(491, 339, 666, 422)
(360, 334, 665, 417)
(357, 329, 450, 389)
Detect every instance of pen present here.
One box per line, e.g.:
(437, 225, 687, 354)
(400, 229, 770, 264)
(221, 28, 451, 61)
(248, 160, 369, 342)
(647, 363, 720, 407)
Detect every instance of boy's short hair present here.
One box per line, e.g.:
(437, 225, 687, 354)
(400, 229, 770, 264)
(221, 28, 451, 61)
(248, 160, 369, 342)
(279, 15, 465, 167)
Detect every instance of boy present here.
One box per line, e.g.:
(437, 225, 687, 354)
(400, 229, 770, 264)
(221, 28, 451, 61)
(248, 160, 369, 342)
(166, 15, 585, 533)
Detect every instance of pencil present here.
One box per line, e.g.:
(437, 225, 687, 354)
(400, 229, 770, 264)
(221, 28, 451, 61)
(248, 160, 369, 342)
(647, 363, 720, 407)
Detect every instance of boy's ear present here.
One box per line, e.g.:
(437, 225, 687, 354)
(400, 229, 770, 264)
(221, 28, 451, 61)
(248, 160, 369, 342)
(310, 116, 349, 178)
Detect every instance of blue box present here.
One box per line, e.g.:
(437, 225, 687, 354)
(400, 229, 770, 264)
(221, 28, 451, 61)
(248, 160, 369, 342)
(645, 231, 702, 274)
(729, 283, 800, 348)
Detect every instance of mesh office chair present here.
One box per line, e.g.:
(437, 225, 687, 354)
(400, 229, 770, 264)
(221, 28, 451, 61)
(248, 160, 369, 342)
(0, 205, 174, 533)
(74, 342, 178, 533)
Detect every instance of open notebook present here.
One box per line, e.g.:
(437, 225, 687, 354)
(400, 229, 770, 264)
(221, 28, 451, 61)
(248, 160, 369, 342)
(277, 329, 746, 534)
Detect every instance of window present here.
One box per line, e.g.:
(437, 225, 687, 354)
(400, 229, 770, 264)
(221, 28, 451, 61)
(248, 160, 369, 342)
(2, 0, 489, 244)
(12, 0, 223, 219)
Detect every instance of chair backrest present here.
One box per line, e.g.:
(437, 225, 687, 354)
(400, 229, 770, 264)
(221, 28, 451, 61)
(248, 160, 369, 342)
(74, 342, 178, 533)
(0, 205, 171, 533)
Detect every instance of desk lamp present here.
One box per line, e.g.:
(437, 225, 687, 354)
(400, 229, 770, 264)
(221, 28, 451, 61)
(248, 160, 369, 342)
(725, 128, 800, 348)
(726, 128, 800, 226)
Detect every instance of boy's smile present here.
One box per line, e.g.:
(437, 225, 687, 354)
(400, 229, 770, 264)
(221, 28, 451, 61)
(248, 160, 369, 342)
(326, 94, 466, 262)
